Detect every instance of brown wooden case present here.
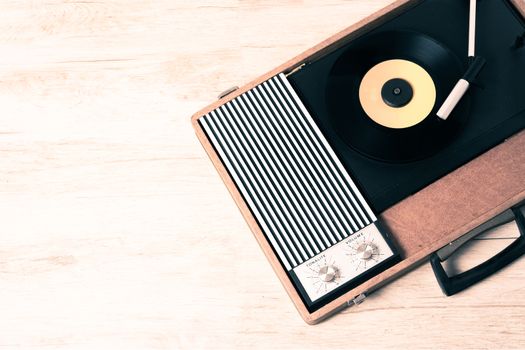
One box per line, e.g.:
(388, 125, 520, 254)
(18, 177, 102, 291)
(191, 0, 525, 324)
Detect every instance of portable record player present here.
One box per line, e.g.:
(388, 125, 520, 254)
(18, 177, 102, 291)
(191, 0, 525, 324)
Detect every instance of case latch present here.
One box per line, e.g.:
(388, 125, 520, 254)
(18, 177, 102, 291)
(217, 86, 239, 100)
(348, 293, 367, 306)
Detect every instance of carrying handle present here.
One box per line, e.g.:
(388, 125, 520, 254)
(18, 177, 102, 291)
(430, 206, 525, 296)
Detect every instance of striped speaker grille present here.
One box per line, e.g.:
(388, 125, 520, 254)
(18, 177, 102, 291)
(199, 73, 376, 270)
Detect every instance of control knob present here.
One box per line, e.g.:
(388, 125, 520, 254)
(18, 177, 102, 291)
(355, 242, 379, 260)
(317, 265, 339, 282)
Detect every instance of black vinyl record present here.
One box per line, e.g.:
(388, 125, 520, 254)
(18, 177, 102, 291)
(325, 30, 470, 162)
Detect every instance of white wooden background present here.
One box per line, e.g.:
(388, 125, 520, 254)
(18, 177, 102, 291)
(1, 1, 524, 349)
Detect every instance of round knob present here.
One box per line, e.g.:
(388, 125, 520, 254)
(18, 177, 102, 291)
(318, 265, 339, 282)
(356, 242, 378, 260)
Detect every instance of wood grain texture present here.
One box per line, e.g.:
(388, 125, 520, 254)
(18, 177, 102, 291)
(1, 0, 524, 348)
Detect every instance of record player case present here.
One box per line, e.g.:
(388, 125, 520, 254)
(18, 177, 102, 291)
(191, 0, 525, 324)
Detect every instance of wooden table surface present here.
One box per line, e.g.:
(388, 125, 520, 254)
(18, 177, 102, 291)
(1, 1, 525, 349)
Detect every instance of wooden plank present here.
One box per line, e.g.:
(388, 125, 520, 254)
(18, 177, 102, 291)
(1, 0, 525, 348)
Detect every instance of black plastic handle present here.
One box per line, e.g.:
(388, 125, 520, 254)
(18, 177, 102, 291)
(430, 206, 525, 296)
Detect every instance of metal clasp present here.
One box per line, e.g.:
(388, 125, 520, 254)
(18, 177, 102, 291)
(348, 293, 367, 306)
(217, 86, 239, 100)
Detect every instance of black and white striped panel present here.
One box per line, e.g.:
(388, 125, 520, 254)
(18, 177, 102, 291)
(200, 73, 376, 270)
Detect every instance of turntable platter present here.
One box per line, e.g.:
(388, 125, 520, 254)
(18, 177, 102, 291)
(325, 31, 470, 162)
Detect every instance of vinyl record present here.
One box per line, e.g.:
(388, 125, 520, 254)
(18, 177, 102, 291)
(325, 30, 469, 162)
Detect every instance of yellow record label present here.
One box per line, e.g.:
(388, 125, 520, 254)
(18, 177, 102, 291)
(359, 59, 436, 129)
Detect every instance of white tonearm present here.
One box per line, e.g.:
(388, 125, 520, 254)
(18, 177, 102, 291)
(437, 0, 485, 120)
